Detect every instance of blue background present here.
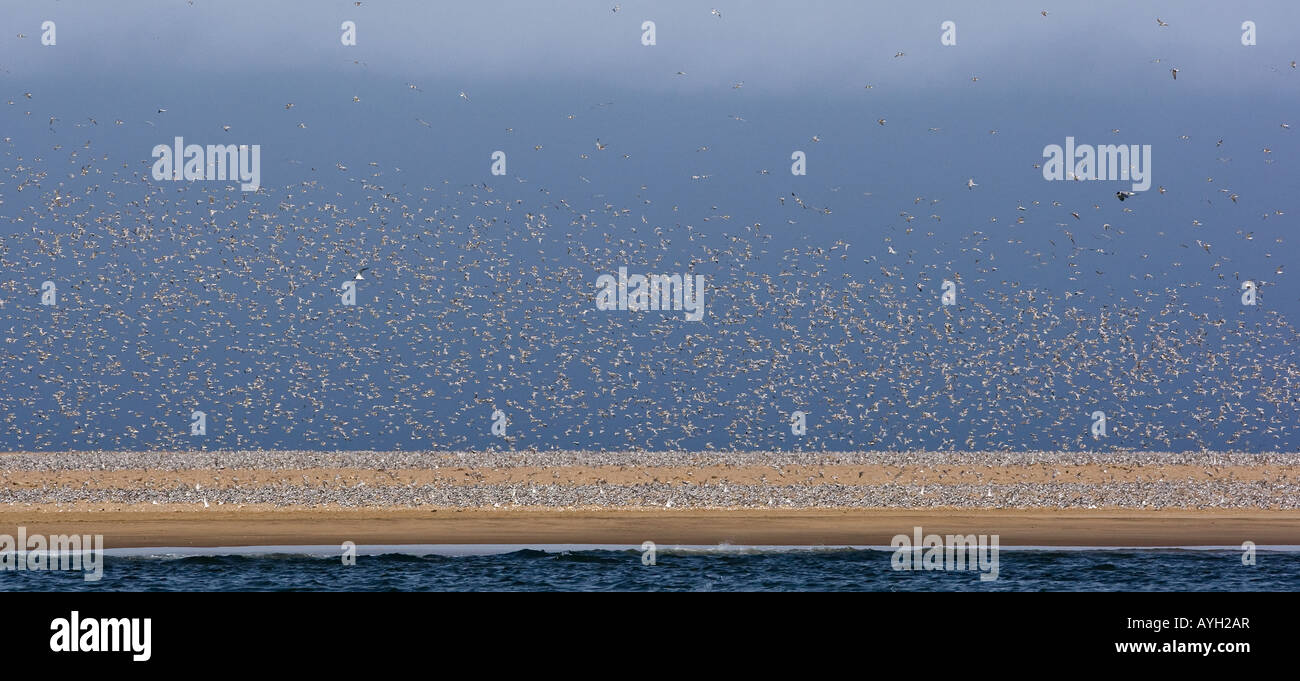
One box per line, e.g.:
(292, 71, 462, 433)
(0, 1, 1297, 452)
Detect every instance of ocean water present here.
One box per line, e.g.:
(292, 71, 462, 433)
(2, 547, 1297, 591)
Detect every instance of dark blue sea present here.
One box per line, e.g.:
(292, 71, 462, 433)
(3, 547, 1297, 591)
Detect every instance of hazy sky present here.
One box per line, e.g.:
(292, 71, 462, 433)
(1, 2, 1297, 451)
(6, 1, 1299, 95)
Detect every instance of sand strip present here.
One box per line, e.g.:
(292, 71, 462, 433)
(2, 508, 1297, 548)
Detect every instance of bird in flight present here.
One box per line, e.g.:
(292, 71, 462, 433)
(1116, 191, 1136, 201)
(355, 267, 369, 281)
(1171, 68, 1178, 80)
(967, 178, 978, 190)
(1156, 18, 1168, 27)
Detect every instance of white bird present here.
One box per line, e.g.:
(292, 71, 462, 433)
(967, 178, 978, 190)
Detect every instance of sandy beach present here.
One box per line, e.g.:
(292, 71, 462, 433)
(2, 451, 1297, 547)
(3, 507, 1299, 548)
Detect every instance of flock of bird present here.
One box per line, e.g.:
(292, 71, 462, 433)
(0, 9, 1296, 454)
